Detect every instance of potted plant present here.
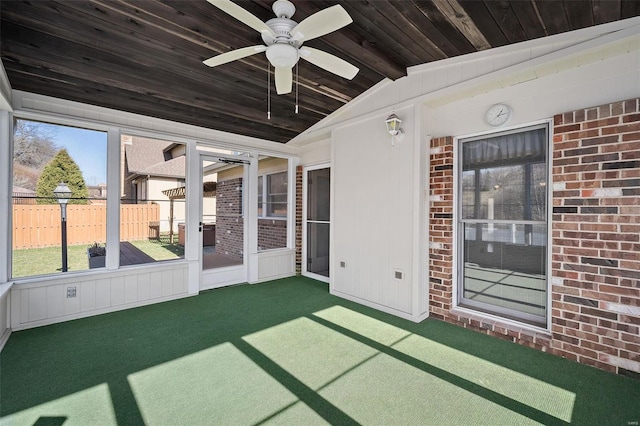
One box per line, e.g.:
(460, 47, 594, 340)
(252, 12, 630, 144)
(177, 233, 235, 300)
(87, 242, 106, 269)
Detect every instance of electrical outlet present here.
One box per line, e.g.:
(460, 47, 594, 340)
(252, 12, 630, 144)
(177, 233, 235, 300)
(340, 261, 347, 268)
(394, 269, 404, 280)
(66, 287, 77, 298)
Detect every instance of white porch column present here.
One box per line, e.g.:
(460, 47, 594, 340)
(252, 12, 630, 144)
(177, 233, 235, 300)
(0, 111, 11, 284)
(247, 152, 259, 283)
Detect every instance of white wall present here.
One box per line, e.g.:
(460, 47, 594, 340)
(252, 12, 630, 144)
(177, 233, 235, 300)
(10, 262, 188, 330)
(299, 139, 331, 166)
(331, 105, 427, 321)
(429, 51, 639, 138)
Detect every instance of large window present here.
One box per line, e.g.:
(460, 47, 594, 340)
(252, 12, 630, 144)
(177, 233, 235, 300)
(458, 124, 548, 326)
(11, 119, 107, 278)
(120, 135, 186, 266)
(256, 157, 289, 251)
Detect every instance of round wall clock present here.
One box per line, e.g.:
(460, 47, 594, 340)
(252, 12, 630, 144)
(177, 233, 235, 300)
(485, 103, 511, 127)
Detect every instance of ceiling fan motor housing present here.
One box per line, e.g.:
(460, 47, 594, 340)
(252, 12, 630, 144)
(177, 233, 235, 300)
(262, 18, 299, 46)
(262, 14, 301, 69)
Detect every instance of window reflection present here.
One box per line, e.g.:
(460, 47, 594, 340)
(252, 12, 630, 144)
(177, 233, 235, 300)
(459, 125, 548, 325)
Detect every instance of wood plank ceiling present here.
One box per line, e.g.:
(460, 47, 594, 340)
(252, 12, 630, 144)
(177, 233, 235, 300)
(2, 1, 639, 143)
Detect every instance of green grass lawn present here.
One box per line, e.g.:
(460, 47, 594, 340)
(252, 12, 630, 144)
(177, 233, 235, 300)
(129, 239, 184, 260)
(12, 240, 184, 278)
(12, 245, 91, 278)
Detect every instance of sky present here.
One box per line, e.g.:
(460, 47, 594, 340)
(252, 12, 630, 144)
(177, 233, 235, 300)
(45, 123, 108, 186)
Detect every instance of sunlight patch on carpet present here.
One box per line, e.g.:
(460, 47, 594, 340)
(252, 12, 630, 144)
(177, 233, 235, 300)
(313, 305, 575, 423)
(320, 352, 543, 425)
(393, 335, 575, 422)
(314, 306, 411, 346)
(0, 384, 117, 426)
(243, 317, 378, 390)
(127, 342, 322, 425)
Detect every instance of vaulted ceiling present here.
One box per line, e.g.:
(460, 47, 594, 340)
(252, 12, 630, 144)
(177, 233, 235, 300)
(2, 1, 639, 143)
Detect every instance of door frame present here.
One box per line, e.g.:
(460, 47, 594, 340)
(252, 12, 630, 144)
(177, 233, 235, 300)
(302, 163, 331, 283)
(199, 153, 249, 290)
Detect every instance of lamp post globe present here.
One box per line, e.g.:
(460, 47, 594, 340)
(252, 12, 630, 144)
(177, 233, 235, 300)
(53, 182, 72, 272)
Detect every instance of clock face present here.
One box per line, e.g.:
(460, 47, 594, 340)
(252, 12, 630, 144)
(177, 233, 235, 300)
(485, 104, 511, 126)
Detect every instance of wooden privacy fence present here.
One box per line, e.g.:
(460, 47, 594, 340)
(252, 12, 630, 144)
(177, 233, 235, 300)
(12, 204, 160, 249)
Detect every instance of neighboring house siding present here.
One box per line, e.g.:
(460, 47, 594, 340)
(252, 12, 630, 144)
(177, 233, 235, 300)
(428, 98, 640, 377)
(148, 178, 186, 232)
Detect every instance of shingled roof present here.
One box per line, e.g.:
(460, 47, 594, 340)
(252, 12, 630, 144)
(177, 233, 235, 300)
(124, 137, 185, 178)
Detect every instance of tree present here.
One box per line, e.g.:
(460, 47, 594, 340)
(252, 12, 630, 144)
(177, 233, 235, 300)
(13, 120, 59, 190)
(36, 149, 88, 204)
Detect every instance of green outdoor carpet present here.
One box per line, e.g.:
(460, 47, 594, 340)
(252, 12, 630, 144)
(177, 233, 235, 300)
(1, 277, 638, 425)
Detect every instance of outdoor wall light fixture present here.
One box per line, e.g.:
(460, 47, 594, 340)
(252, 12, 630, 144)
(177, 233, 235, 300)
(53, 182, 73, 272)
(385, 113, 404, 147)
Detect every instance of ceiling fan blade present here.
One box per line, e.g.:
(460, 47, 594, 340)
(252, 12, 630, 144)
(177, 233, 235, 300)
(203, 45, 266, 67)
(290, 5, 352, 42)
(299, 47, 359, 80)
(275, 67, 293, 95)
(207, 0, 275, 37)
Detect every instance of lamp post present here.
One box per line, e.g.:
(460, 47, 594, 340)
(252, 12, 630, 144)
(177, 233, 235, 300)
(53, 182, 72, 272)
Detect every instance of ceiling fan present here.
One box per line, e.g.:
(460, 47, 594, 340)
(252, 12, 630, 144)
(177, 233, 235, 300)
(203, 0, 359, 95)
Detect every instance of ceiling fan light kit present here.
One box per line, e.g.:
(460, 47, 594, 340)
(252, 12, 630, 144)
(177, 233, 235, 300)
(204, 0, 359, 97)
(265, 44, 298, 69)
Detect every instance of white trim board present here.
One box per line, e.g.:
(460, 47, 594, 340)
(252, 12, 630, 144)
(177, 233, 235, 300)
(12, 90, 298, 156)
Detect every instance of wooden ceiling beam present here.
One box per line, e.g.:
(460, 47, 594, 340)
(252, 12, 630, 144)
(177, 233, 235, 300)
(482, 1, 528, 44)
(456, 1, 510, 47)
(533, 1, 571, 35)
(508, 1, 547, 39)
(366, 1, 446, 63)
(409, 0, 477, 57)
(432, 0, 492, 51)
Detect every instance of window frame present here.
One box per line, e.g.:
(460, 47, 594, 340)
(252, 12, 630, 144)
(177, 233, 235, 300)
(257, 170, 287, 220)
(455, 121, 552, 328)
(9, 116, 110, 280)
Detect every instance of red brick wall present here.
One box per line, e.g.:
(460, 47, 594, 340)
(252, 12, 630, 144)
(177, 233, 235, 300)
(427, 98, 640, 378)
(216, 176, 290, 258)
(216, 178, 244, 260)
(258, 219, 287, 250)
(551, 98, 640, 376)
(428, 137, 454, 320)
(295, 166, 303, 274)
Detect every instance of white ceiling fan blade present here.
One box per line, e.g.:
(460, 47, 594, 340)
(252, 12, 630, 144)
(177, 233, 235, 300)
(290, 5, 352, 43)
(203, 45, 266, 67)
(299, 47, 359, 80)
(207, 0, 275, 37)
(275, 66, 293, 95)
